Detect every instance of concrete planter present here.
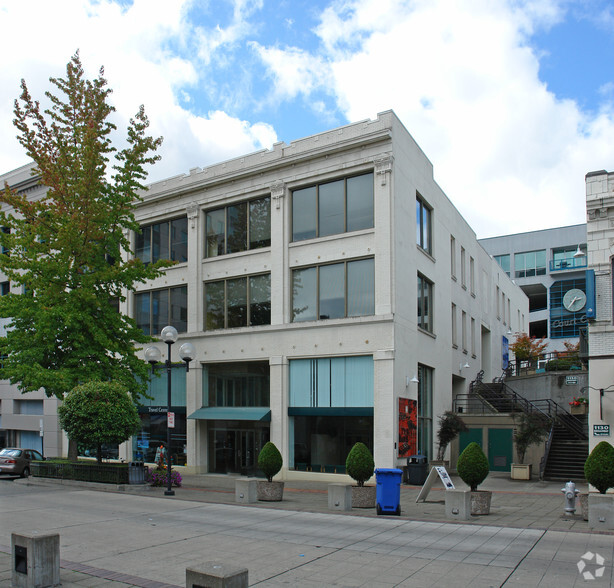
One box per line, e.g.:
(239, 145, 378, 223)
(351, 485, 376, 508)
(510, 464, 532, 480)
(470, 490, 492, 515)
(588, 493, 614, 530)
(256, 480, 284, 502)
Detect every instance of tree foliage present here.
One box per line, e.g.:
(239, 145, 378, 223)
(346, 442, 375, 487)
(509, 333, 548, 361)
(436, 411, 468, 460)
(514, 412, 548, 464)
(584, 441, 614, 494)
(0, 52, 166, 402)
(457, 442, 489, 491)
(257, 441, 283, 482)
(58, 381, 140, 463)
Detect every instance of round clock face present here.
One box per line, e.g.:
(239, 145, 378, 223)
(563, 288, 586, 312)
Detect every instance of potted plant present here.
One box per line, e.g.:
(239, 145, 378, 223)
(256, 442, 284, 501)
(585, 441, 614, 529)
(569, 397, 588, 415)
(457, 442, 491, 515)
(435, 411, 467, 465)
(346, 442, 375, 508)
(511, 413, 548, 480)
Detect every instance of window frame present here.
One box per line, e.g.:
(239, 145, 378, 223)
(291, 258, 375, 323)
(416, 194, 432, 254)
(204, 272, 271, 330)
(205, 196, 271, 258)
(135, 285, 188, 336)
(291, 172, 374, 242)
(417, 273, 434, 333)
(136, 216, 188, 265)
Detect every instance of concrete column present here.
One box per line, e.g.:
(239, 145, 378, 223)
(186, 363, 205, 472)
(373, 349, 395, 469)
(269, 356, 287, 476)
(12, 532, 60, 588)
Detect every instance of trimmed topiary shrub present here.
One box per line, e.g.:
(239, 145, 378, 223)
(346, 442, 374, 487)
(258, 442, 283, 482)
(457, 442, 489, 491)
(584, 441, 614, 494)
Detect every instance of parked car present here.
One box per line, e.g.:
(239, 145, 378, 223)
(0, 448, 45, 477)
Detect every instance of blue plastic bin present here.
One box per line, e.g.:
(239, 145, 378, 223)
(375, 468, 403, 515)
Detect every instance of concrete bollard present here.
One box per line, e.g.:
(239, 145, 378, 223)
(186, 561, 248, 588)
(445, 489, 472, 521)
(235, 478, 258, 504)
(11, 532, 60, 588)
(328, 483, 352, 511)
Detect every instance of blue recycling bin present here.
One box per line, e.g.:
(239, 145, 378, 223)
(375, 468, 403, 515)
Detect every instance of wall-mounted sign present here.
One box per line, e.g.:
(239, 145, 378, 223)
(594, 424, 610, 437)
(566, 376, 578, 385)
(168, 412, 175, 429)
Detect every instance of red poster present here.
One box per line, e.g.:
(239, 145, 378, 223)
(398, 398, 417, 458)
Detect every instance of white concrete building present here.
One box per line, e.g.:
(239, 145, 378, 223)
(126, 111, 528, 477)
(585, 170, 614, 452)
(0, 112, 528, 476)
(479, 225, 588, 355)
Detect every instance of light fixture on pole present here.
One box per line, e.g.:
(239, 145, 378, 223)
(460, 361, 470, 372)
(573, 245, 584, 258)
(145, 326, 195, 497)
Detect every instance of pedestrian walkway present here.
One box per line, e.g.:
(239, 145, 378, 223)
(0, 471, 607, 587)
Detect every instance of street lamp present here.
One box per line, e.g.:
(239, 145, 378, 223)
(145, 326, 195, 496)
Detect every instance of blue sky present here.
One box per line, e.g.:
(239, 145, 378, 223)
(1, 0, 613, 238)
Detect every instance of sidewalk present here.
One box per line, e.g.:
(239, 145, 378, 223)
(0, 471, 603, 587)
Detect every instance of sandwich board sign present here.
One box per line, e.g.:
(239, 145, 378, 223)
(416, 466, 455, 502)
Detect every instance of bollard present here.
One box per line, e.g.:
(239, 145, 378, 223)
(186, 561, 248, 588)
(11, 532, 60, 588)
(561, 481, 579, 514)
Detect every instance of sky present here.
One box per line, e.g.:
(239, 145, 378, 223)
(1, 0, 613, 238)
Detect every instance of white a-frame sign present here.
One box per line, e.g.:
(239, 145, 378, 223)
(416, 466, 455, 502)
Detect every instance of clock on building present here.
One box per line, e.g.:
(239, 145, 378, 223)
(563, 288, 586, 312)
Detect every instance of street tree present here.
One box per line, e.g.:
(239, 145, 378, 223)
(0, 52, 167, 457)
(58, 381, 141, 463)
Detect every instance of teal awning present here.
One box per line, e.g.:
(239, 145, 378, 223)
(187, 407, 271, 422)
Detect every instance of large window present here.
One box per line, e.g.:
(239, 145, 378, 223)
(292, 173, 374, 241)
(494, 254, 510, 277)
(203, 362, 270, 407)
(289, 356, 374, 473)
(292, 258, 374, 322)
(416, 194, 432, 254)
(135, 286, 187, 335)
(205, 273, 271, 330)
(417, 274, 433, 332)
(515, 250, 546, 278)
(136, 217, 188, 264)
(417, 364, 433, 460)
(206, 197, 271, 257)
(552, 246, 587, 271)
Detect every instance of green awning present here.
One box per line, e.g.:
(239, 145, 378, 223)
(187, 407, 271, 422)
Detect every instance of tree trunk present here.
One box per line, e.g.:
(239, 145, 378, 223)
(68, 438, 79, 462)
(97, 443, 102, 464)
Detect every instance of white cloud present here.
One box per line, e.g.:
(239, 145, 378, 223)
(256, 0, 614, 236)
(0, 0, 277, 184)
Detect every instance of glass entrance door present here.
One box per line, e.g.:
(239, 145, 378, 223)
(208, 423, 269, 475)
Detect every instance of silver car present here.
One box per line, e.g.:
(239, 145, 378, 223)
(0, 447, 45, 477)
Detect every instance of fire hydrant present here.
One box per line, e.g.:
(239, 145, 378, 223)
(562, 481, 579, 514)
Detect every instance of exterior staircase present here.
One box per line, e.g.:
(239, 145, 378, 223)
(454, 371, 588, 481)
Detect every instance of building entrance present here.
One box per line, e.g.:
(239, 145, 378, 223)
(208, 423, 269, 476)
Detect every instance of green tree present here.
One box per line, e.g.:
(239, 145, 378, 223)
(58, 381, 140, 463)
(0, 53, 167, 457)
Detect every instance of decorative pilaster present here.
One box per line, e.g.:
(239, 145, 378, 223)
(374, 155, 393, 186)
(187, 203, 199, 229)
(271, 181, 285, 209)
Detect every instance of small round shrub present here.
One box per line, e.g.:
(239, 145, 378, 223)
(457, 442, 489, 491)
(584, 441, 614, 494)
(258, 442, 283, 482)
(346, 442, 374, 487)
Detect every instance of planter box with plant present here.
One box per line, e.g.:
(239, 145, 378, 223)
(569, 397, 588, 415)
(512, 412, 548, 480)
(457, 442, 491, 515)
(585, 441, 614, 529)
(257, 442, 284, 501)
(346, 442, 375, 508)
(435, 411, 467, 466)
